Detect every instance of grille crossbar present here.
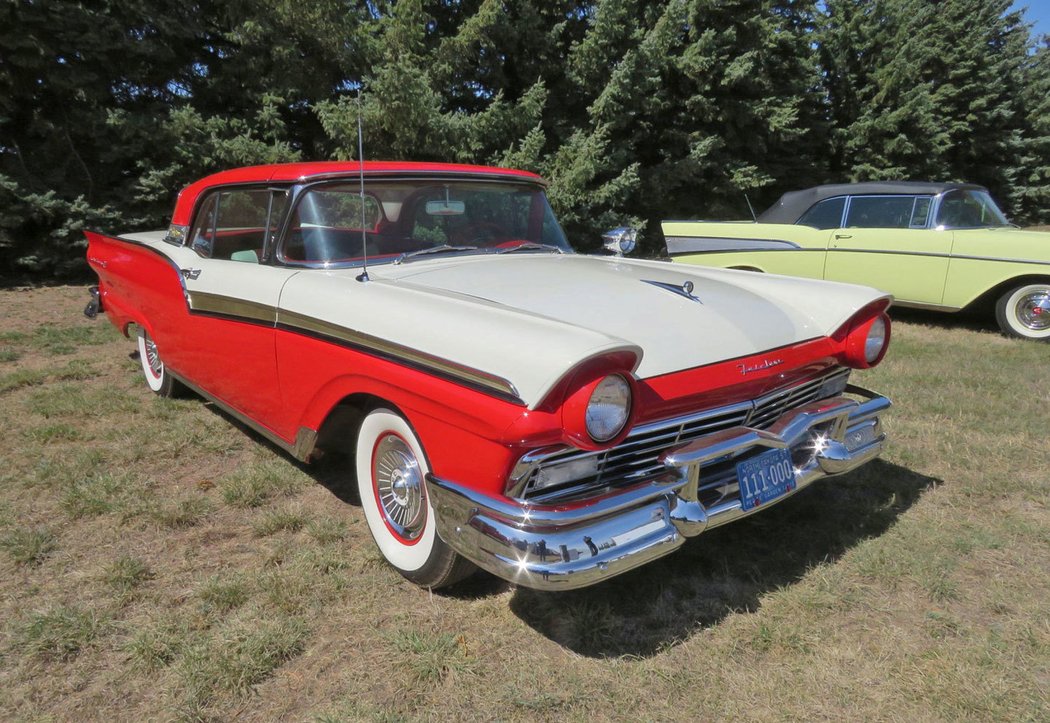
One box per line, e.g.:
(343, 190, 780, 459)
(522, 367, 850, 502)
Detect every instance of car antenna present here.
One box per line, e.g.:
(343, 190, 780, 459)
(355, 87, 370, 283)
(744, 193, 757, 222)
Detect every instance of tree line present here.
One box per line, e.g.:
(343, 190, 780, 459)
(1, 0, 1047, 275)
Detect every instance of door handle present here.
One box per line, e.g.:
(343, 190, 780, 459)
(181, 268, 201, 280)
(834, 233, 852, 240)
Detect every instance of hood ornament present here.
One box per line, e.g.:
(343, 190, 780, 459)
(642, 279, 703, 303)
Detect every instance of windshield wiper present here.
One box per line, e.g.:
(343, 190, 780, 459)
(394, 244, 483, 264)
(495, 242, 565, 255)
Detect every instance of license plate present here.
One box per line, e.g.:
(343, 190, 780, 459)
(736, 447, 795, 511)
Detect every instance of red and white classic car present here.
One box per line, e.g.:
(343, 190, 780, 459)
(85, 161, 892, 590)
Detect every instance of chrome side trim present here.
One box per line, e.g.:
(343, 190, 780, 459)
(951, 253, 1050, 267)
(429, 386, 890, 590)
(167, 371, 318, 462)
(830, 248, 1050, 267)
(891, 300, 963, 312)
(665, 236, 801, 255)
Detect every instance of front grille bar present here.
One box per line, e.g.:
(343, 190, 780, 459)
(518, 367, 850, 501)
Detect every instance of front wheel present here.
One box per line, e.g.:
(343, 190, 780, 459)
(136, 327, 185, 397)
(995, 283, 1050, 341)
(355, 408, 475, 588)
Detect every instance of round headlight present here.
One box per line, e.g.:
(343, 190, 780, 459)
(585, 375, 631, 442)
(865, 316, 888, 363)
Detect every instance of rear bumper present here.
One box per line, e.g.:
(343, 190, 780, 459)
(428, 386, 890, 591)
(84, 285, 101, 319)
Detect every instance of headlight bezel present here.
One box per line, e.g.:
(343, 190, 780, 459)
(584, 374, 632, 442)
(560, 371, 636, 450)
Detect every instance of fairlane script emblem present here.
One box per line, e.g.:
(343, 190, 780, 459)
(738, 358, 784, 376)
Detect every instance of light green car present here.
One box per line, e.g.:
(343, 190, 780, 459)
(663, 182, 1050, 341)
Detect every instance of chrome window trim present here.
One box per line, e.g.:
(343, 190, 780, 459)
(273, 178, 571, 270)
(186, 185, 289, 262)
(843, 194, 932, 230)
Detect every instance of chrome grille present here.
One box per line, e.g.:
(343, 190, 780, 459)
(520, 367, 850, 502)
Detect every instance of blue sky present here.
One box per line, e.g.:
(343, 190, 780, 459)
(1016, 1, 1050, 40)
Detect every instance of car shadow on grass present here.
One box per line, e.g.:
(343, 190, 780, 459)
(889, 306, 995, 335)
(505, 459, 938, 658)
(190, 390, 938, 659)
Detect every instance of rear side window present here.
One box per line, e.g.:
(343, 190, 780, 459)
(796, 197, 845, 229)
(845, 196, 918, 229)
(189, 189, 282, 260)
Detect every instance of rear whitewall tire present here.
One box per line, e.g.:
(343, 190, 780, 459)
(354, 408, 475, 588)
(136, 327, 184, 397)
(995, 283, 1050, 341)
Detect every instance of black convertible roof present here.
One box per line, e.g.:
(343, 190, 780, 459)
(757, 181, 987, 224)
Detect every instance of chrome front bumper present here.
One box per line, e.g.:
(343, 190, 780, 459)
(428, 387, 890, 591)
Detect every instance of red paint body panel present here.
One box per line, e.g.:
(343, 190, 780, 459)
(86, 232, 288, 438)
(275, 330, 528, 494)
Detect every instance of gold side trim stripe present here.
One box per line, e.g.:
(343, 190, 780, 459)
(187, 291, 278, 324)
(277, 309, 521, 402)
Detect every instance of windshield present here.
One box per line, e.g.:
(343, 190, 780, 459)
(280, 179, 572, 266)
(934, 189, 1009, 229)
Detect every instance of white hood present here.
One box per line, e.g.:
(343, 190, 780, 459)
(279, 254, 887, 408)
(389, 254, 885, 377)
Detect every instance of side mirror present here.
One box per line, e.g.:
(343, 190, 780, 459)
(601, 227, 637, 256)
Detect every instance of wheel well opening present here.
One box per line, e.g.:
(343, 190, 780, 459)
(313, 393, 390, 463)
(963, 274, 1050, 315)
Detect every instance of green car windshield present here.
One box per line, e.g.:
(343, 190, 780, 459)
(935, 189, 1009, 229)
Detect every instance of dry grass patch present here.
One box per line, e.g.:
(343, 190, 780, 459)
(0, 526, 56, 566)
(174, 616, 308, 716)
(15, 605, 108, 662)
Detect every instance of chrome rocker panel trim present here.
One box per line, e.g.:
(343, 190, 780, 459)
(428, 386, 890, 591)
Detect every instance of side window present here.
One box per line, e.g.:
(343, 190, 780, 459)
(189, 194, 219, 257)
(188, 189, 277, 261)
(796, 197, 846, 229)
(845, 196, 916, 228)
(910, 196, 933, 228)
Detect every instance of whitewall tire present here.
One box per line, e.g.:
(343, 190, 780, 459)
(995, 283, 1050, 341)
(136, 327, 184, 397)
(355, 408, 475, 588)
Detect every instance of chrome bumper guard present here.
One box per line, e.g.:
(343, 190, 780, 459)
(428, 386, 890, 591)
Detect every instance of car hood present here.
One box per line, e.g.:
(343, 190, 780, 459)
(384, 253, 885, 379)
(277, 253, 887, 409)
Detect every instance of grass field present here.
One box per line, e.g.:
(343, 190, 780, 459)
(0, 285, 1047, 722)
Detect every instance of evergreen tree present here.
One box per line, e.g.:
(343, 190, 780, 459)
(819, 0, 1033, 217)
(1013, 38, 1050, 224)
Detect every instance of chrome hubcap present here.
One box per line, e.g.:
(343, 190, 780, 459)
(1016, 291, 1050, 331)
(373, 434, 425, 539)
(144, 336, 163, 376)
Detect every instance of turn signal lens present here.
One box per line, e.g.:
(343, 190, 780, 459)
(585, 375, 631, 442)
